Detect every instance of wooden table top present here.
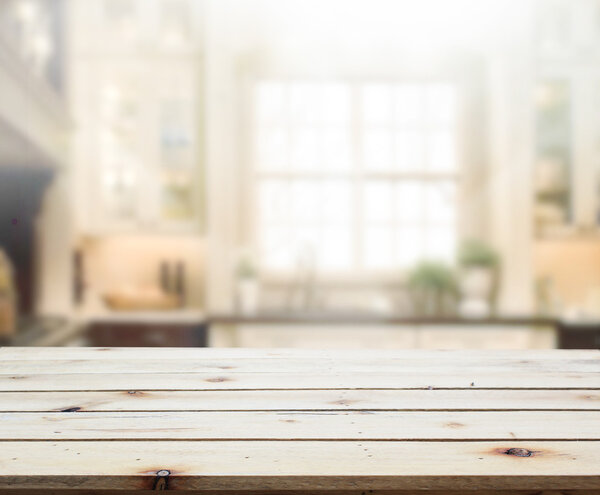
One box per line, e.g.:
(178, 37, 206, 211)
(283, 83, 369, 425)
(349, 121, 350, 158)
(1, 347, 599, 493)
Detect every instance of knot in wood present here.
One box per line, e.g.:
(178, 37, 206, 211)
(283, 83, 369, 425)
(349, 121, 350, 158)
(505, 448, 532, 457)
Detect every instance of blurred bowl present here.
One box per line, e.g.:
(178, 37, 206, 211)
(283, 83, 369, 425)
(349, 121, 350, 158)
(102, 287, 180, 311)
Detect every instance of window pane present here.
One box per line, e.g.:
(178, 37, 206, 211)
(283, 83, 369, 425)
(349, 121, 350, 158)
(364, 226, 394, 269)
(363, 84, 393, 125)
(290, 180, 320, 223)
(321, 226, 352, 270)
(290, 128, 319, 170)
(322, 180, 352, 224)
(426, 83, 456, 125)
(364, 129, 393, 169)
(425, 225, 456, 262)
(395, 84, 423, 125)
(396, 130, 425, 170)
(322, 83, 351, 125)
(257, 127, 287, 169)
(396, 226, 422, 266)
(256, 82, 286, 124)
(428, 130, 456, 171)
(364, 181, 393, 223)
(322, 128, 351, 170)
(290, 83, 321, 124)
(293, 226, 321, 259)
(258, 179, 289, 225)
(425, 181, 456, 223)
(261, 226, 294, 269)
(396, 181, 423, 223)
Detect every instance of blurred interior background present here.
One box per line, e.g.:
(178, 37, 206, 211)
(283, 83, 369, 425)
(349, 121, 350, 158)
(1, 0, 600, 349)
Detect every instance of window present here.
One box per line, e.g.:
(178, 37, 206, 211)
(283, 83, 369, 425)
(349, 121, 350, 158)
(253, 81, 459, 274)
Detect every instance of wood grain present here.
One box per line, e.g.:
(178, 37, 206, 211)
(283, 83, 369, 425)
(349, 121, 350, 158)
(3, 356, 599, 374)
(0, 411, 598, 440)
(1, 389, 598, 412)
(2, 370, 599, 391)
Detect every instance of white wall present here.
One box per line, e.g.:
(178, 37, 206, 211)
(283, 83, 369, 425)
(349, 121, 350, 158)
(36, 170, 74, 316)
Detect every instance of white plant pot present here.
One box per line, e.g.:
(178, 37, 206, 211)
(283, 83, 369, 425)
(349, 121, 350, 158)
(459, 267, 494, 318)
(237, 279, 260, 315)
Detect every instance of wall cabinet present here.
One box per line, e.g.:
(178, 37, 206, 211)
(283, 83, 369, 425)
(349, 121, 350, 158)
(69, 0, 204, 235)
(534, 74, 600, 237)
(86, 321, 207, 347)
(534, 0, 600, 237)
(558, 324, 600, 349)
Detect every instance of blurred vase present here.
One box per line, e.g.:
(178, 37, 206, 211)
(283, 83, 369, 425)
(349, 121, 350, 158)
(459, 267, 493, 318)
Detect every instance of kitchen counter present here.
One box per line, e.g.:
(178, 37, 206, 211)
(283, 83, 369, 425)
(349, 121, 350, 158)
(206, 313, 560, 349)
(77, 308, 206, 324)
(206, 313, 600, 349)
(4, 311, 599, 348)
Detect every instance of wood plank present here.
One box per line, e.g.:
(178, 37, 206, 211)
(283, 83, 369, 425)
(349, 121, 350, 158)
(3, 357, 600, 374)
(1, 371, 598, 391)
(1, 411, 598, 440)
(4, 491, 600, 495)
(1, 441, 600, 490)
(3, 349, 599, 492)
(2, 347, 597, 361)
(0, 389, 598, 412)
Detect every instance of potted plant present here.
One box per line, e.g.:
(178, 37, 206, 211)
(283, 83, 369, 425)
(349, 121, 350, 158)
(456, 239, 500, 318)
(406, 261, 459, 317)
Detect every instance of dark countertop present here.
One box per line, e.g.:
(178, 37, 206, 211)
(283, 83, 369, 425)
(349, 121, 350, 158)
(206, 313, 561, 327)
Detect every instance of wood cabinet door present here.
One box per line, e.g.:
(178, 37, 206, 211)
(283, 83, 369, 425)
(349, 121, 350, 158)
(87, 322, 206, 347)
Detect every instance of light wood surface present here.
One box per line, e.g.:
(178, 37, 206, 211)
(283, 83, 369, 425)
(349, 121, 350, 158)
(0, 347, 598, 493)
(1, 347, 594, 360)
(3, 371, 599, 390)
(1, 389, 598, 411)
(1, 411, 599, 440)
(5, 356, 600, 373)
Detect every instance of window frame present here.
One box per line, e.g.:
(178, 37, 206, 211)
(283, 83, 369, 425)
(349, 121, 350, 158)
(242, 76, 469, 284)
